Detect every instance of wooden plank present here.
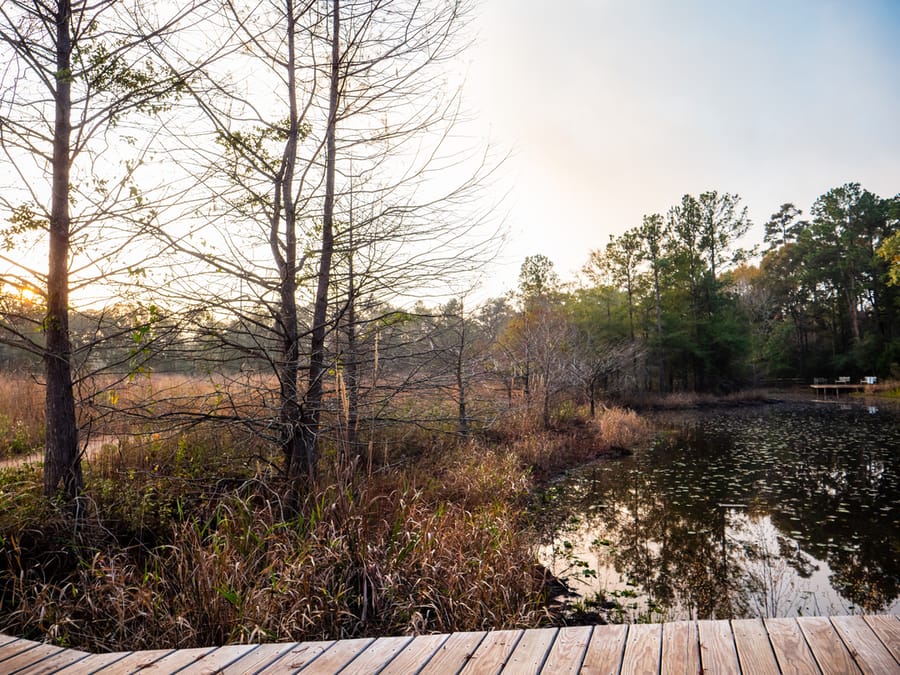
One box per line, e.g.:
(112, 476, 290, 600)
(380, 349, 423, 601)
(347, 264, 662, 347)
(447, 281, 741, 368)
(417, 631, 486, 675)
(539, 625, 592, 674)
(294, 637, 372, 673)
(89, 648, 174, 672)
(53, 651, 133, 674)
(830, 615, 900, 675)
(864, 615, 900, 662)
(765, 618, 821, 675)
(457, 629, 521, 674)
(500, 627, 556, 674)
(219, 643, 300, 675)
(155, 644, 259, 674)
(697, 619, 740, 674)
(798, 616, 861, 675)
(0, 634, 21, 649)
(1, 642, 66, 673)
(10, 645, 92, 675)
(129, 646, 216, 673)
(339, 636, 414, 674)
(377, 633, 448, 675)
(172, 645, 259, 675)
(732, 618, 779, 675)
(255, 640, 333, 673)
(580, 623, 628, 675)
(4, 615, 895, 675)
(0, 639, 42, 665)
(661, 620, 700, 675)
(621, 623, 662, 674)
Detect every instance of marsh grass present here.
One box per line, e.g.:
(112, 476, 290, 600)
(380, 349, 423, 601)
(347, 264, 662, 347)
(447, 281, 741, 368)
(0, 454, 547, 650)
(595, 406, 651, 449)
(0, 376, 43, 456)
(618, 388, 776, 410)
(0, 374, 650, 651)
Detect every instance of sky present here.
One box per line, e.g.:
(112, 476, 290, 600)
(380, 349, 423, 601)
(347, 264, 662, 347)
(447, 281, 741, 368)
(461, 0, 900, 296)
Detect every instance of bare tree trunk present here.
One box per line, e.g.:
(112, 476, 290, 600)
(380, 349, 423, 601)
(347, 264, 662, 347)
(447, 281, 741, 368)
(654, 265, 665, 393)
(298, 0, 340, 482)
(845, 279, 861, 343)
(455, 304, 468, 438)
(275, 0, 305, 482)
(542, 387, 551, 429)
(44, 0, 83, 503)
(523, 361, 531, 402)
(589, 377, 596, 417)
(345, 256, 359, 455)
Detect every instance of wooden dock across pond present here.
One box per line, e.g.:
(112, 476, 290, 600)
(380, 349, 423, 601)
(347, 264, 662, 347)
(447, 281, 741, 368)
(1, 615, 898, 674)
(809, 382, 869, 398)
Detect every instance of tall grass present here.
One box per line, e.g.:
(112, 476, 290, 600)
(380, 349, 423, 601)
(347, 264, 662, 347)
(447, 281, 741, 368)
(0, 375, 651, 651)
(0, 453, 547, 650)
(617, 388, 775, 410)
(506, 406, 652, 481)
(595, 406, 650, 449)
(0, 376, 43, 457)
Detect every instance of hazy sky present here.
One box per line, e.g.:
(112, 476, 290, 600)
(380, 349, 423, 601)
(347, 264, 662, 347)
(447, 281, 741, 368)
(463, 0, 900, 295)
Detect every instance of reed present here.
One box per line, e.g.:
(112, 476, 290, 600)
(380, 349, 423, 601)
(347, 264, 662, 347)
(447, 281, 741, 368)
(595, 406, 651, 450)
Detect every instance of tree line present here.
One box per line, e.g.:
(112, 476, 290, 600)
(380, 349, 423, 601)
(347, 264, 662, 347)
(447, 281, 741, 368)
(577, 184, 899, 391)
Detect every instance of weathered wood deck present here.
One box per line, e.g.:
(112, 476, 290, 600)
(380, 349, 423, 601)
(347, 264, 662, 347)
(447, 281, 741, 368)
(1, 615, 898, 674)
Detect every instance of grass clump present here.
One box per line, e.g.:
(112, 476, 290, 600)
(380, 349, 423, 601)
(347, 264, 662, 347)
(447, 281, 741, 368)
(0, 376, 43, 457)
(617, 388, 776, 410)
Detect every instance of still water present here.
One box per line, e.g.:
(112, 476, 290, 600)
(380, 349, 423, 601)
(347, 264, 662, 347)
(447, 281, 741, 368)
(538, 400, 900, 621)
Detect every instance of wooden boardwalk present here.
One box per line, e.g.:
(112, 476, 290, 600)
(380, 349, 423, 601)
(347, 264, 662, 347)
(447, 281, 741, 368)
(1, 615, 898, 674)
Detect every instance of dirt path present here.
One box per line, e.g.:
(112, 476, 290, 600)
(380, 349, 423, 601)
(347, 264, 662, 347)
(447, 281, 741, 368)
(0, 435, 118, 470)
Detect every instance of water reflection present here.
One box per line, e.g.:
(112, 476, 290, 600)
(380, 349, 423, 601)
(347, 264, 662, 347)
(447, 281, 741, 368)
(538, 401, 900, 621)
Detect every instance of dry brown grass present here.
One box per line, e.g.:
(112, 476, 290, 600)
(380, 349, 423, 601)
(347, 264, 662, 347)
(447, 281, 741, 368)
(81, 372, 279, 436)
(594, 406, 652, 449)
(0, 454, 548, 650)
(493, 404, 652, 481)
(619, 388, 775, 410)
(0, 376, 654, 651)
(425, 442, 531, 508)
(0, 375, 44, 456)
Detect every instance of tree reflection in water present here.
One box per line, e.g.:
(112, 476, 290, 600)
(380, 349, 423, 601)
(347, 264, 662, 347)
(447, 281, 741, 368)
(538, 402, 900, 621)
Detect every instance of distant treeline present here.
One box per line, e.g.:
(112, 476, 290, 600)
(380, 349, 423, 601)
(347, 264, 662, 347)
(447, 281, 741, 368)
(2, 183, 897, 405)
(574, 182, 899, 390)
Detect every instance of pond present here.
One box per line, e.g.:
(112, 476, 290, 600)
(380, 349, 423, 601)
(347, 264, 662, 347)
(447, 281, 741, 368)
(537, 400, 900, 622)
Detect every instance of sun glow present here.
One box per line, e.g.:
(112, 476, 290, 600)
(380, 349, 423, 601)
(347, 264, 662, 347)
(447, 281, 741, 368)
(1, 283, 43, 307)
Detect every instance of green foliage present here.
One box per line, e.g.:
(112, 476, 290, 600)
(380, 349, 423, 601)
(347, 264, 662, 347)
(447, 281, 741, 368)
(0, 416, 34, 456)
(518, 254, 560, 302)
(878, 230, 900, 286)
(78, 37, 184, 119)
(764, 203, 803, 251)
(576, 184, 900, 388)
(2, 204, 47, 251)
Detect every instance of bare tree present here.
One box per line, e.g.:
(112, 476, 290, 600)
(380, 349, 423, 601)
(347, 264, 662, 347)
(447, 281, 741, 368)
(142, 0, 496, 494)
(0, 0, 211, 502)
